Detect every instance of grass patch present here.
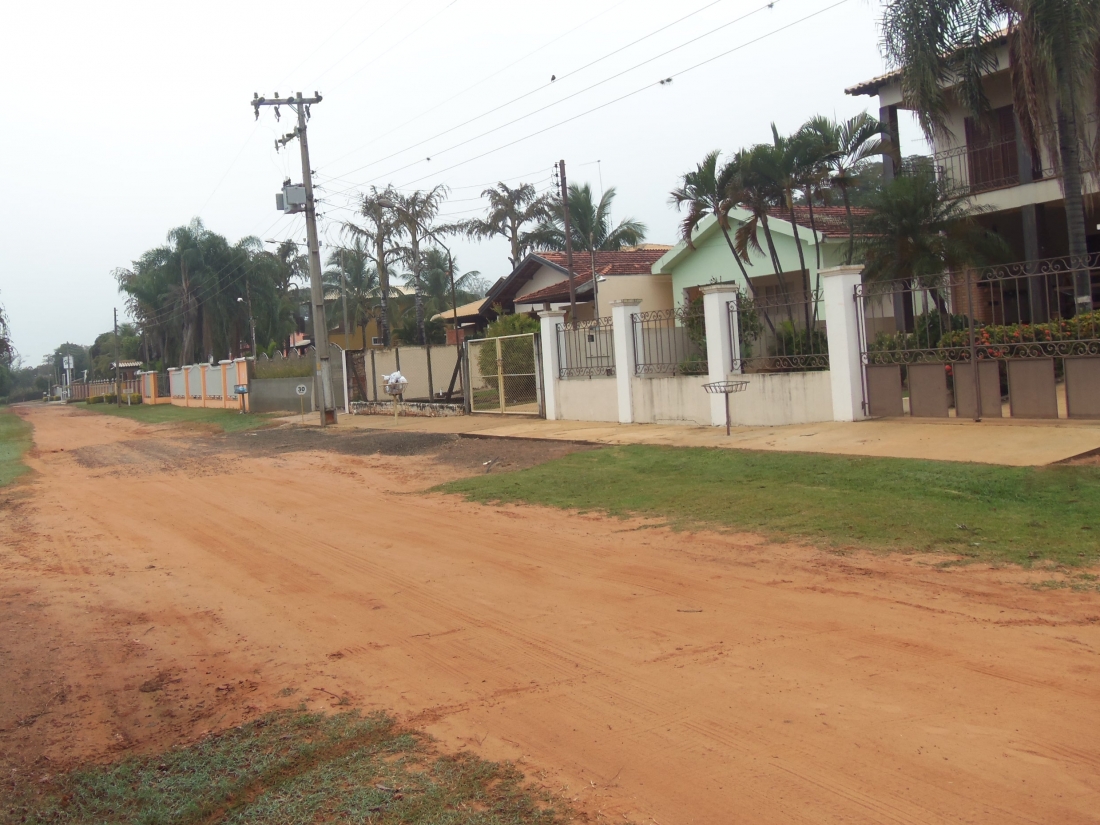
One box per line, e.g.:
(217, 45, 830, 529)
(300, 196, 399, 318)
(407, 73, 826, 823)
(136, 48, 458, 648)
(81, 403, 277, 434)
(7, 710, 571, 825)
(0, 408, 32, 487)
(438, 445, 1100, 567)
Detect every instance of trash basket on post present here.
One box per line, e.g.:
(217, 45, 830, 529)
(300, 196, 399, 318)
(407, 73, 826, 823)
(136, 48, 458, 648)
(382, 371, 409, 421)
(703, 380, 748, 436)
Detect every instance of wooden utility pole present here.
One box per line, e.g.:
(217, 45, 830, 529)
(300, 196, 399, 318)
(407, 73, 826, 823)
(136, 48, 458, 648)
(253, 91, 337, 426)
(559, 160, 578, 322)
(113, 308, 121, 406)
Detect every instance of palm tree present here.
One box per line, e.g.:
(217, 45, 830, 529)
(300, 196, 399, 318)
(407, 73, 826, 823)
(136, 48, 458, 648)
(769, 125, 815, 319)
(346, 186, 403, 347)
(462, 182, 552, 269)
(530, 184, 646, 251)
(418, 248, 484, 317)
(881, 0, 1096, 311)
(669, 150, 756, 298)
(324, 238, 393, 350)
(857, 168, 1008, 318)
(390, 185, 450, 345)
(732, 145, 788, 288)
(803, 113, 885, 266)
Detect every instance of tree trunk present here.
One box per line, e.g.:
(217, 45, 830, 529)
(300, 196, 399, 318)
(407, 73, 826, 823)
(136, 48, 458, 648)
(510, 220, 521, 270)
(1054, 81, 1093, 312)
(842, 183, 856, 266)
(785, 191, 813, 329)
(718, 225, 756, 299)
(759, 215, 790, 301)
(375, 231, 391, 347)
(411, 235, 425, 345)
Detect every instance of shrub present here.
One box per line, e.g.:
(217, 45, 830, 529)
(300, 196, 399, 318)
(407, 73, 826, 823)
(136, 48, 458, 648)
(86, 395, 104, 405)
(476, 313, 539, 385)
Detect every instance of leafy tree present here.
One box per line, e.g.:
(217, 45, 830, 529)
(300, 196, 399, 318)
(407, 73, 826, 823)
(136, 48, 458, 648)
(881, 0, 1098, 309)
(856, 169, 1008, 315)
(417, 248, 484, 318)
(530, 184, 646, 252)
(0, 292, 12, 368)
(462, 182, 552, 269)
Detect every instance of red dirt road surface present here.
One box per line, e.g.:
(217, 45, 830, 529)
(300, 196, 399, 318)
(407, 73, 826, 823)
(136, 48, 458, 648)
(3, 404, 1099, 823)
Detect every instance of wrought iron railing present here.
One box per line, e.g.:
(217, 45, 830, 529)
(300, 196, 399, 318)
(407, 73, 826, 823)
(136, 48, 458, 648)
(632, 305, 708, 376)
(730, 291, 828, 372)
(557, 318, 615, 378)
(857, 254, 1100, 366)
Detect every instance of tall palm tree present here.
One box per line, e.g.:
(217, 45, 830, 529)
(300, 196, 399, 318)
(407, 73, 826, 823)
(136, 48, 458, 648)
(324, 238, 394, 350)
(881, 0, 1097, 310)
(769, 125, 815, 320)
(857, 168, 1008, 316)
(803, 113, 885, 265)
(462, 182, 552, 269)
(669, 150, 756, 297)
(418, 248, 484, 316)
(346, 186, 403, 347)
(390, 185, 450, 345)
(732, 145, 788, 290)
(530, 184, 647, 251)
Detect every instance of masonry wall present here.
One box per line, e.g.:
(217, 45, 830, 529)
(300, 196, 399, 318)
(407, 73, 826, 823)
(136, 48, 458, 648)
(630, 375, 712, 426)
(558, 376, 618, 422)
(727, 371, 834, 426)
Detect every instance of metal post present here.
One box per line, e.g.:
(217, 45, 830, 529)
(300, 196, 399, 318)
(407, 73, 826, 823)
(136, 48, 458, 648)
(113, 308, 121, 406)
(965, 267, 982, 421)
(246, 277, 258, 360)
(496, 337, 506, 414)
(559, 160, 578, 322)
(590, 234, 600, 319)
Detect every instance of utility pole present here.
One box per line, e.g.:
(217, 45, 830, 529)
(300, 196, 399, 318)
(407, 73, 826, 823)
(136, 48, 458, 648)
(246, 278, 257, 360)
(559, 159, 578, 323)
(253, 91, 336, 426)
(113, 308, 121, 406)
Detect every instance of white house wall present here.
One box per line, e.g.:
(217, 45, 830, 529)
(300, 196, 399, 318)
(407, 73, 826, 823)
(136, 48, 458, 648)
(726, 371, 834, 426)
(558, 376, 618, 422)
(630, 375, 712, 426)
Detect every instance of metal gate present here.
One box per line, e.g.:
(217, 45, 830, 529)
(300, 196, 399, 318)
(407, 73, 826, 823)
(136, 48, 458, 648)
(856, 258, 1100, 420)
(466, 333, 543, 416)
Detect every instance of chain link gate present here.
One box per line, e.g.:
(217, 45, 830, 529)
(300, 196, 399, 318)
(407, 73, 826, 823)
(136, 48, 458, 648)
(466, 333, 543, 416)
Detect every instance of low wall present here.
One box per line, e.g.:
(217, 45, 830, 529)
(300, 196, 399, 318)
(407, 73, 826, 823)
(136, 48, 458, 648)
(631, 375, 712, 426)
(252, 376, 314, 414)
(558, 376, 618, 422)
(350, 400, 465, 418)
(728, 370, 834, 426)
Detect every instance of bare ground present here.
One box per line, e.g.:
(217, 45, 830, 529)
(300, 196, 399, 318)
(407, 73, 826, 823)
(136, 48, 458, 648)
(2, 404, 1099, 823)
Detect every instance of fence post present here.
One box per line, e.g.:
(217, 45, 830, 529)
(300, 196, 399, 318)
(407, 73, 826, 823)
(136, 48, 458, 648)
(610, 299, 642, 424)
(538, 309, 566, 421)
(219, 360, 232, 409)
(701, 284, 740, 427)
(821, 265, 867, 422)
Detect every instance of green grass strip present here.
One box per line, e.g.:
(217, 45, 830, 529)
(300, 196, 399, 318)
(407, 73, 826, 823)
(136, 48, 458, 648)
(0, 408, 32, 487)
(9, 710, 570, 825)
(81, 403, 277, 433)
(439, 445, 1100, 567)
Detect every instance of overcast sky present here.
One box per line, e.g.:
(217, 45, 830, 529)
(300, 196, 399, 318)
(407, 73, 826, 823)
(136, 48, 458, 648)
(2, 0, 923, 363)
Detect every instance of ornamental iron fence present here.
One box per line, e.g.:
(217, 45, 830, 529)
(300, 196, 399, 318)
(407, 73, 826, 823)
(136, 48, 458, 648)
(632, 305, 708, 376)
(557, 318, 615, 378)
(855, 256, 1100, 420)
(729, 290, 828, 373)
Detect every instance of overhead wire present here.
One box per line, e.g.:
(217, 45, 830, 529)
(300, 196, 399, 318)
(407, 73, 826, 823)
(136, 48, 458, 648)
(320, 0, 782, 198)
(318, 0, 632, 171)
(391, 0, 851, 189)
(319, 0, 761, 186)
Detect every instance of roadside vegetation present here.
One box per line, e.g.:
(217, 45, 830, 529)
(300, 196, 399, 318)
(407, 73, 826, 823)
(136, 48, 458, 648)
(6, 709, 570, 825)
(0, 409, 32, 487)
(80, 403, 277, 434)
(440, 445, 1100, 567)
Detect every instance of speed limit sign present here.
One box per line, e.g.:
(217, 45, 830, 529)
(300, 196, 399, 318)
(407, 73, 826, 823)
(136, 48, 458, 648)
(295, 384, 308, 396)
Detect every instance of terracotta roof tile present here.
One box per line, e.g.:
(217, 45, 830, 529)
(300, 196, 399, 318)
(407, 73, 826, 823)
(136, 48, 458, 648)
(515, 249, 669, 305)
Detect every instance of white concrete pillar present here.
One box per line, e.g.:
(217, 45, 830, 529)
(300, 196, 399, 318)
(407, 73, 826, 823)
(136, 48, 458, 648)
(610, 299, 642, 424)
(538, 309, 566, 421)
(701, 284, 740, 427)
(821, 265, 867, 422)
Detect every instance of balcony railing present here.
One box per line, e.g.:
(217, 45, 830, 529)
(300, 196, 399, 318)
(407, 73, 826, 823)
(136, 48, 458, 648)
(931, 114, 1097, 197)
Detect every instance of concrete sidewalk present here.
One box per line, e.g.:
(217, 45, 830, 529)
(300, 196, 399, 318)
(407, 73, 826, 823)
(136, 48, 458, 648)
(285, 409, 1100, 466)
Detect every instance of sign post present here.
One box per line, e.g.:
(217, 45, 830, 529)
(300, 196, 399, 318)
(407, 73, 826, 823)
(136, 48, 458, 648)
(296, 383, 308, 424)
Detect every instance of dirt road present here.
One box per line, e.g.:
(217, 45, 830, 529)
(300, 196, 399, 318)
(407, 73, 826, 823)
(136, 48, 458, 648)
(3, 404, 1099, 823)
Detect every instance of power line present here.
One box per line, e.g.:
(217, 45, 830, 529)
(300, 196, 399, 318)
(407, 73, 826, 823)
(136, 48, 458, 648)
(320, 0, 781, 198)
(320, 0, 765, 186)
(392, 0, 851, 189)
(306, 0, 417, 88)
(276, 0, 383, 89)
(317, 0, 632, 171)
